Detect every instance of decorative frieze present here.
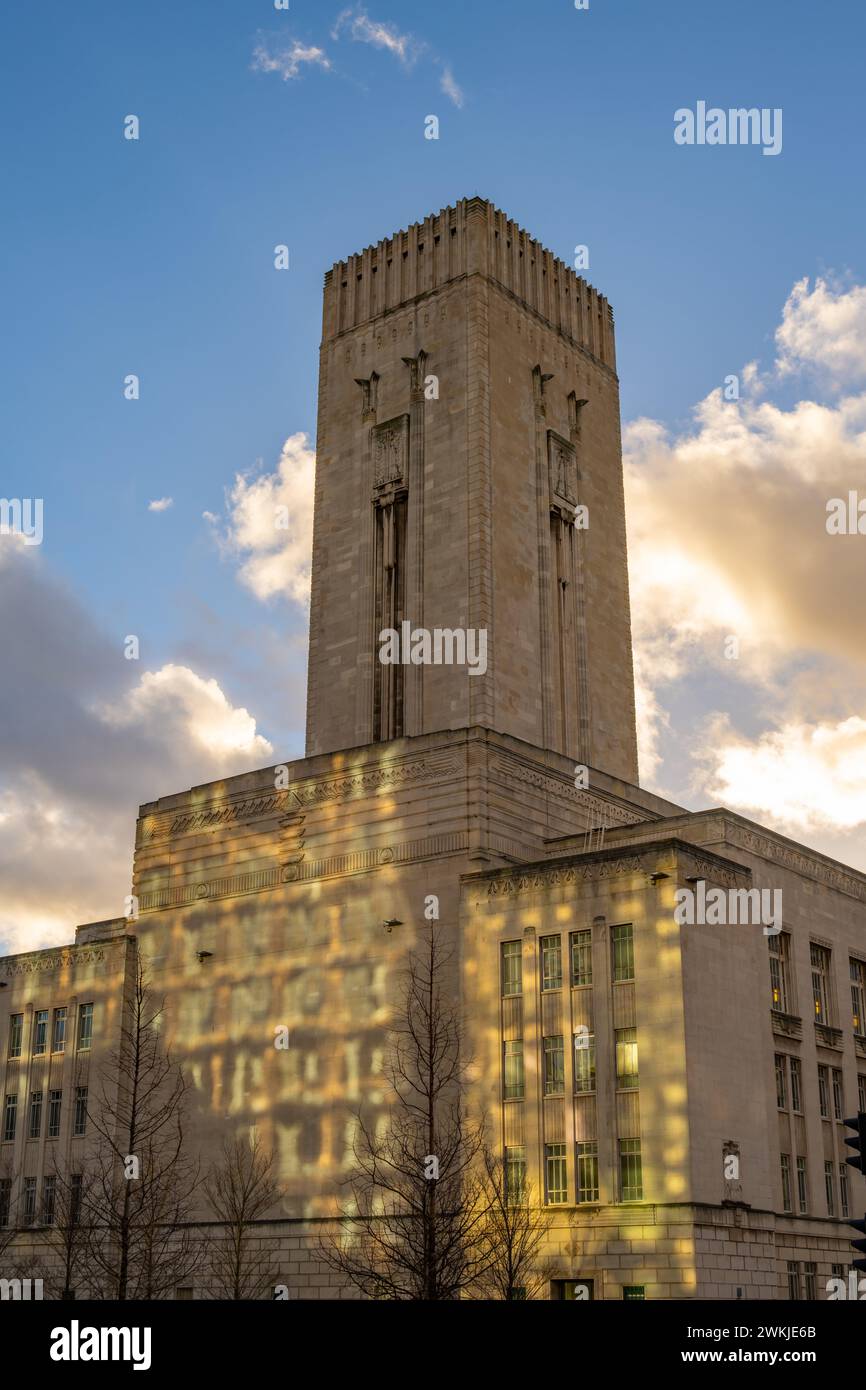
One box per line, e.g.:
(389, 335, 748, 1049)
(493, 757, 646, 827)
(0, 949, 106, 976)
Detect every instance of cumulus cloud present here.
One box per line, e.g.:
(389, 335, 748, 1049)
(148, 497, 173, 512)
(331, 7, 424, 68)
(775, 276, 866, 383)
(0, 539, 273, 956)
(626, 274, 866, 855)
(209, 433, 315, 606)
(251, 39, 331, 81)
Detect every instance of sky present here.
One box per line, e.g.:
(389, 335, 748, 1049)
(1, 0, 865, 953)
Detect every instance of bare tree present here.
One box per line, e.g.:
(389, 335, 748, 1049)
(204, 1133, 282, 1299)
(321, 928, 493, 1299)
(83, 959, 201, 1299)
(42, 1165, 97, 1300)
(472, 1147, 551, 1300)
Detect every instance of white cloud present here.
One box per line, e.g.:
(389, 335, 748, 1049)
(251, 39, 331, 81)
(148, 496, 173, 512)
(211, 433, 315, 606)
(700, 714, 866, 834)
(96, 664, 272, 762)
(775, 276, 866, 383)
(440, 66, 464, 109)
(331, 7, 423, 68)
(625, 273, 866, 853)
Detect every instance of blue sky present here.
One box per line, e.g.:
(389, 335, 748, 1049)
(2, 0, 866, 949)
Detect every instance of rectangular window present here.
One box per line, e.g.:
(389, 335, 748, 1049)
(570, 930, 592, 987)
(3, 1094, 17, 1143)
(840, 1162, 850, 1219)
(47, 1089, 62, 1139)
(42, 1174, 56, 1226)
(501, 942, 522, 998)
(540, 936, 563, 991)
(23, 1177, 37, 1225)
(33, 1009, 48, 1055)
(811, 943, 832, 1023)
(573, 1032, 596, 1093)
(860, 1074, 866, 1114)
(74, 1086, 88, 1137)
(781, 1153, 792, 1212)
(544, 1144, 568, 1204)
(787, 1261, 800, 1301)
(818, 1065, 830, 1119)
(619, 1139, 643, 1201)
(790, 1056, 802, 1113)
(851, 959, 866, 1035)
(611, 924, 634, 982)
(769, 932, 792, 1012)
(576, 1141, 599, 1203)
(543, 1035, 565, 1096)
(8, 1015, 23, 1059)
(52, 1007, 67, 1053)
(832, 1263, 845, 1280)
(804, 1263, 817, 1301)
(28, 1089, 43, 1140)
(504, 1146, 526, 1205)
(796, 1156, 808, 1214)
(775, 1054, 787, 1110)
(503, 1040, 525, 1100)
(615, 1028, 639, 1090)
(623, 1286, 646, 1301)
(77, 1002, 94, 1051)
(825, 1160, 836, 1217)
(70, 1174, 82, 1226)
(0, 1178, 10, 1227)
(832, 1068, 844, 1121)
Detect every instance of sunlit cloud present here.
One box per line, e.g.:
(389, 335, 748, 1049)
(251, 39, 332, 82)
(148, 496, 173, 512)
(331, 7, 424, 69)
(440, 66, 464, 109)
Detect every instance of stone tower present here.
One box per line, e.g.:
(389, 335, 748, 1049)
(305, 197, 639, 785)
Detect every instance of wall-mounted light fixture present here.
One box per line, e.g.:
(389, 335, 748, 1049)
(197, 950, 213, 962)
(383, 919, 403, 933)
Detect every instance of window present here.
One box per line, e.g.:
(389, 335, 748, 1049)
(769, 932, 792, 1012)
(503, 1040, 525, 1100)
(790, 1056, 802, 1112)
(832, 1263, 845, 1280)
(3, 1094, 17, 1143)
(0, 1179, 10, 1227)
(576, 1141, 599, 1203)
(818, 1065, 830, 1119)
(504, 1146, 526, 1205)
(619, 1139, 643, 1201)
(77, 1002, 94, 1051)
(825, 1160, 836, 1216)
(28, 1090, 42, 1140)
(832, 1068, 844, 1121)
(851, 960, 866, 1035)
(570, 930, 592, 986)
(23, 1177, 37, 1225)
(52, 1007, 67, 1053)
(574, 1032, 596, 1093)
(611, 924, 634, 982)
(623, 1286, 646, 1301)
(70, 1174, 82, 1225)
(176, 1287, 194, 1301)
(540, 936, 562, 991)
(47, 1089, 62, 1139)
(615, 1028, 639, 1090)
(551, 1279, 593, 1300)
(33, 1009, 48, 1055)
(8, 1015, 23, 1059)
(544, 1144, 568, 1204)
(74, 1086, 88, 1137)
(860, 1074, 866, 1114)
(543, 1036, 565, 1096)
(42, 1175, 56, 1226)
(796, 1156, 808, 1214)
(840, 1162, 850, 1219)
(811, 943, 832, 1023)
(781, 1154, 792, 1212)
(501, 943, 522, 998)
(804, 1263, 817, 1301)
(787, 1261, 801, 1300)
(775, 1054, 788, 1110)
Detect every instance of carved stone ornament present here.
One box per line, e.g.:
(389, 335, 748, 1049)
(372, 415, 409, 491)
(548, 430, 578, 509)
